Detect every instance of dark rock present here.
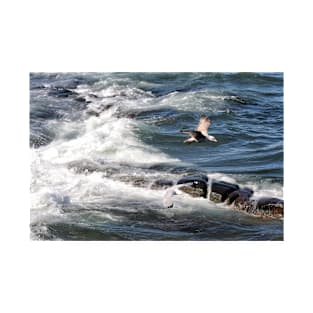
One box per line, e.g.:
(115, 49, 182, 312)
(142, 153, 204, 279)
(126, 113, 137, 119)
(51, 77, 84, 90)
(255, 197, 284, 217)
(166, 173, 284, 219)
(75, 96, 89, 103)
(233, 200, 256, 215)
(227, 187, 254, 205)
(177, 175, 208, 198)
(48, 87, 76, 98)
(114, 108, 174, 120)
(88, 93, 98, 99)
(177, 175, 208, 184)
(227, 188, 255, 215)
(210, 181, 239, 203)
(114, 110, 140, 119)
(86, 104, 114, 117)
(118, 176, 150, 188)
(230, 197, 284, 218)
(178, 185, 206, 198)
(30, 85, 46, 90)
(150, 179, 174, 190)
(86, 111, 100, 117)
(224, 186, 255, 214)
(106, 104, 115, 110)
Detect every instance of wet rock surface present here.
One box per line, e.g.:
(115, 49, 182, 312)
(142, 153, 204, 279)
(230, 197, 283, 218)
(150, 179, 174, 190)
(210, 181, 239, 202)
(255, 197, 284, 217)
(177, 175, 208, 198)
(164, 175, 283, 218)
(178, 185, 206, 198)
(65, 163, 285, 218)
(227, 187, 254, 205)
(177, 175, 209, 184)
(117, 176, 150, 188)
(48, 87, 77, 98)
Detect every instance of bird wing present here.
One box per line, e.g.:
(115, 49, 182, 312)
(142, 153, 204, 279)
(181, 130, 200, 137)
(196, 116, 211, 135)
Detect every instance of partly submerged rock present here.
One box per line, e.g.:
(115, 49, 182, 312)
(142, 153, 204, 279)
(210, 181, 239, 202)
(226, 187, 255, 215)
(177, 175, 208, 198)
(117, 176, 150, 188)
(150, 179, 174, 190)
(227, 187, 254, 205)
(161, 174, 283, 218)
(177, 175, 209, 184)
(75, 96, 91, 103)
(48, 87, 77, 98)
(255, 197, 284, 218)
(230, 197, 284, 218)
(178, 185, 206, 198)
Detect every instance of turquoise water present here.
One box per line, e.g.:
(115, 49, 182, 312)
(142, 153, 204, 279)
(30, 72, 283, 240)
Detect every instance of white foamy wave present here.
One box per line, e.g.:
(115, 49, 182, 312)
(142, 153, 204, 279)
(156, 90, 232, 113)
(73, 82, 159, 120)
(75, 81, 154, 100)
(31, 99, 182, 223)
(75, 81, 233, 115)
(34, 111, 179, 166)
(31, 161, 170, 225)
(206, 172, 283, 199)
(251, 183, 283, 199)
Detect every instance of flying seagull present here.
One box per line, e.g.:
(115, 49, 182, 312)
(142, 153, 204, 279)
(180, 115, 218, 144)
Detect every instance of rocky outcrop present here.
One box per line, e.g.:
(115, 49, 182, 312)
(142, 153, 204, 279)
(118, 176, 150, 188)
(177, 175, 208, 198)
(104, 172, 283, 218)
(150, 179, 174, 190)
(41, 86, 96, 105)
(48, 87, 77, 98)
(210, 181, 239, 202)
(163, 175, 283, 218)
(255, 197, 284, 218)
(227, 187, 254, 205)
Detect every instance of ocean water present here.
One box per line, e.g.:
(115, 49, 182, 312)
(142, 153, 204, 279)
(30, 72, 283, 240)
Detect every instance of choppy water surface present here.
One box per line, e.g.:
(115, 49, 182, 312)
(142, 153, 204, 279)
(30, 72, 283, 240)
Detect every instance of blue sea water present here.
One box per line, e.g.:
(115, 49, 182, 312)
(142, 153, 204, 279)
(30, 72, 283, 240)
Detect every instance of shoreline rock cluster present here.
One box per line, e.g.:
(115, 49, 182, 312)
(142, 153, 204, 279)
(155, 175, 284, 218)
(67, 160, 283, 218)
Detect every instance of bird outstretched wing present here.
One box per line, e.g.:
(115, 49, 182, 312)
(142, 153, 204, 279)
(196, 115, 211, 135)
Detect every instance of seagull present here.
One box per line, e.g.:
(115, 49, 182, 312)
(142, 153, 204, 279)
(180, 115, 218, 144)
